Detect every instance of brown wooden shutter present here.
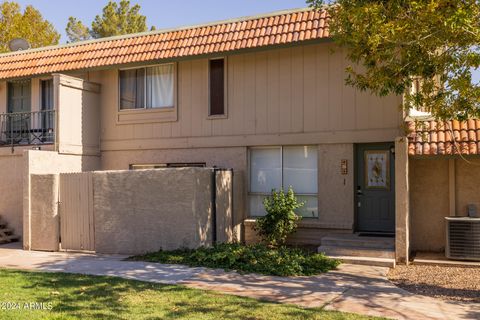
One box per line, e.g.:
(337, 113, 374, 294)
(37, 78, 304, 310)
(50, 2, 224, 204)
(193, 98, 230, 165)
(209, 59, 225, 116)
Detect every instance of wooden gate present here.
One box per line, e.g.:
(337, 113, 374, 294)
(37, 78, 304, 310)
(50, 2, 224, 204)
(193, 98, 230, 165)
(59, 172, 95, 251)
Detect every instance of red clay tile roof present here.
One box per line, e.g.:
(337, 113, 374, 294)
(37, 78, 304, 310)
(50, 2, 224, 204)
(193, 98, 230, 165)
(0, 8, 329, 80)
(407, 119, 480, 156)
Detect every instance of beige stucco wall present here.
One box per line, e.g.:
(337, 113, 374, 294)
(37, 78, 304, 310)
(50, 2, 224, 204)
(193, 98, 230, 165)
(410, 158, 450, 252)
(410, 157, 480, 253)
(101, 147, 246, 240)
(94, 168, 214, 254)
(0, 149, 27, 236)
(29, 174, 59, 251)
(318, 144, 354, 229)
(455, 158, 480, 216)
(102, 143, 360, 244)
(23, 150, 100, 249)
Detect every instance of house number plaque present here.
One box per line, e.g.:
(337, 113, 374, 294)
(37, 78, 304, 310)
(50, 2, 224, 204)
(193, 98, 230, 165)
(341, 159, 348, 175)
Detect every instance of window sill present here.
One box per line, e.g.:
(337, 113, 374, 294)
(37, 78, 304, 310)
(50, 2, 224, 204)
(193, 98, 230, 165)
(116, 107, 177, 124)
(244, 217, 320, 224)
(207, 114, 228, 120)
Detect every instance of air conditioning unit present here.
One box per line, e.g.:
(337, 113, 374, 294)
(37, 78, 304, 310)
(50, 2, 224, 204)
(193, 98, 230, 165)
(445, 217, 480, 261)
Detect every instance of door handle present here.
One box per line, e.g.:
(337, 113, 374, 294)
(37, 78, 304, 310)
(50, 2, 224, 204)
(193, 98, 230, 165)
(357, 186, 363, 195)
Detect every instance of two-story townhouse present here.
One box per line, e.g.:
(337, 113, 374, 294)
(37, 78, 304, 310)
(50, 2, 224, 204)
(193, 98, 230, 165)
(0, 8, 478, 264)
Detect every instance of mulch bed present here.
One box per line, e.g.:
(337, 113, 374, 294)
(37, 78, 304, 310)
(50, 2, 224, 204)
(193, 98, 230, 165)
(388, 264, 480, 303)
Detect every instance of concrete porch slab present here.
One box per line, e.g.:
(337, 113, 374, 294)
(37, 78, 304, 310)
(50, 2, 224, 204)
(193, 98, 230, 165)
(413, 252, 480, 267)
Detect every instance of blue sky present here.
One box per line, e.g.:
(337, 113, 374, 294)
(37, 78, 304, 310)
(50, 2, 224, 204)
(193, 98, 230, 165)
(15, 0, 308, 41)
(12, 0, 480, 83)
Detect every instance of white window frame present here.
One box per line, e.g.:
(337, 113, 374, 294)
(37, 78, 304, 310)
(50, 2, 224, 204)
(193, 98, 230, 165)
(248, 146, 318, 218)
(407, 77, 431, 118)
(118, 62, 177, 111)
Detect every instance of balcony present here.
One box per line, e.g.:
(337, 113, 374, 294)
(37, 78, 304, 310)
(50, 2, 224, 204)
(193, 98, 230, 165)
(0, 110, 55, 147)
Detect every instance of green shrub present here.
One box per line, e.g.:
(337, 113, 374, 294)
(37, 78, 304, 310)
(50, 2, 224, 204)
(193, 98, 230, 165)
(254, 187, 303, 247)
(128, 243, 341, 277)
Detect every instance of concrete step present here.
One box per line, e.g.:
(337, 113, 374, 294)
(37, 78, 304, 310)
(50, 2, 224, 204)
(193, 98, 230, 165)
(318, 245, 395, 259)
(329, 255, 396, 268)
(321, 235, 394, 250)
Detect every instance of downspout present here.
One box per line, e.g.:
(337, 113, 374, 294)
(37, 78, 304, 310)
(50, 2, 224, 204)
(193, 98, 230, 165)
(211, 168, 217, 245)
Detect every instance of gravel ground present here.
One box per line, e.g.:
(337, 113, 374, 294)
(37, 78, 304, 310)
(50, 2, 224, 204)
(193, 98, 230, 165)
(388, 264, 480, 303)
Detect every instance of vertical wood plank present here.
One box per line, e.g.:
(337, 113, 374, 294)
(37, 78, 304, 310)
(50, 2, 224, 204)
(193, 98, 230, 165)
(243, 53, 256, 134)
(279, 48, 292, 133)
(328, 46, 343, 131)
(291, 46, 304, 133)
(303, 45, 317, 132)
(190, 59, 204, 136)
(267, 50, 280, 133)
(341, 48, 356, 130)
(255, 52, 268, 134)
(59, 173, 95, 252)
(199, 59, 211, 136)
(316, 44, 330, 130)
(180, 60, 192, 137)
(232, 55, 245, 135)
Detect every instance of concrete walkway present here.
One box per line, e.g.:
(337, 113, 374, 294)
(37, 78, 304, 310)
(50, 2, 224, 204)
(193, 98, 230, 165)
(0, 243, 478, 320)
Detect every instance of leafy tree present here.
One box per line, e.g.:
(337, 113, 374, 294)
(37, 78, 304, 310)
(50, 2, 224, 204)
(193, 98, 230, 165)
(66, 17, 90, 43)
(0, 1, 59, 52)
(66, 0, 154, 42)
(307, 0, 480, 120)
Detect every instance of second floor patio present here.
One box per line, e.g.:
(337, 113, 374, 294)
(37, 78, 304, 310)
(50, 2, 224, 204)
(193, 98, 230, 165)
(0, 110, 55, 147)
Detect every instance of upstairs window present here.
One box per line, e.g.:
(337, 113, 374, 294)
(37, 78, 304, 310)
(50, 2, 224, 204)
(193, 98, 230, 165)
(209, 58, 226, 116)
(408, 77, 431, 117)
(119, 63, 175, 110)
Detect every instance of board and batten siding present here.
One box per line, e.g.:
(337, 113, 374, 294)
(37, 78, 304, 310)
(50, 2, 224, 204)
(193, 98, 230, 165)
(98, 42, 403, 151)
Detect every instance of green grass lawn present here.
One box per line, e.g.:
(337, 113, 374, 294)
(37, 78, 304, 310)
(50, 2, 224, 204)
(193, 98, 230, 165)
(0, 268, 381, 320)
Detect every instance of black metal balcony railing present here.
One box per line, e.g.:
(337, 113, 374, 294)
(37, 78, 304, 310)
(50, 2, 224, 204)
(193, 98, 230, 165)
(0, 110, 55, 147)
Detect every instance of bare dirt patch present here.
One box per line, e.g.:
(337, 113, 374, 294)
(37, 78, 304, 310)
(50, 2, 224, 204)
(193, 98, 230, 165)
(388, 264, 480, 303)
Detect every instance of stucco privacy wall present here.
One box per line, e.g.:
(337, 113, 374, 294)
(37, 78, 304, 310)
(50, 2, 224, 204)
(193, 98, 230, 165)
(215, 170, 234, 243)
(101, 147, 246, 240)
(0, 149, 29, 236)
(29, 174, 59, 251)
(409, 157, 480, 252)
(455, 158, 480, 216)
(23, 150, 100, 249)
(94, 168, 231, 254)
